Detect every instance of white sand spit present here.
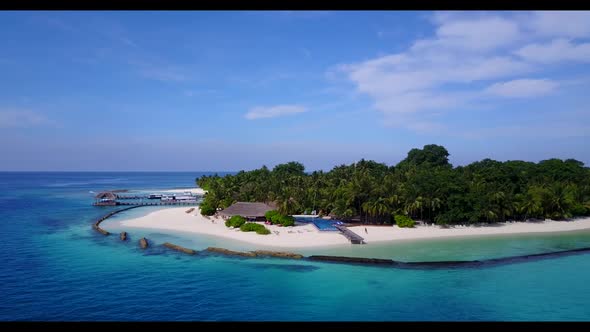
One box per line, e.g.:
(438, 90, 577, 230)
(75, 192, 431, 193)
(108, 207, 346, 248)
(105, 207, 590, 248)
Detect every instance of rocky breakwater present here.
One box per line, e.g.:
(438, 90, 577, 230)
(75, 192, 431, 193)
(93, 224, 110, 236)
(308, 255, 394, 265)
(139, 237, 149, 249)
(206, 247, 257, 257)
(252, 250, 303, 259)
(163, 242, 197, 255)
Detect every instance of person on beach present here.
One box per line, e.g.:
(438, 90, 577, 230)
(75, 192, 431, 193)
(365, 227, 368, 234)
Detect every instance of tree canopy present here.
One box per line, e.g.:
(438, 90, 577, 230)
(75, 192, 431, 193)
(197, 144, 590, 225)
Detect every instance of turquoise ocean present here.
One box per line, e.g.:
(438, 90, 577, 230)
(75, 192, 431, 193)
(1, 172, 590, 321)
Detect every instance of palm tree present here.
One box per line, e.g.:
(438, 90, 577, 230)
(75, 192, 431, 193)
(361, 201, 373, 217)
(548, 183, 575, 219)
(385, 195, 400, 214)
(486, 209, 498, 223)
(513, 194, 533, 221)
(362, 199, 390, 224)
(491, 191, 511, 221)
(413, 196, 424, 221)
(429, 197, 442, 223)
(277, 188, 299, 215)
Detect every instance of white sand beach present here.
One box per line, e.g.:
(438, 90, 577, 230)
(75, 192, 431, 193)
(108, 207, 346, 248)
(104, 207, 590, 249)
(348, 219, 590, 243)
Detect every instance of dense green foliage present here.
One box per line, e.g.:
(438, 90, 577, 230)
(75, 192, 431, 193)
(199, 201, 216, 216)
(240, 222, 271, 235)
(225, 215, 246, 228)
(394, 215, 415, 228)
(265, 210, 279, 221)
(278, 215, 295, 227)
(265, 210, 295, 227)
(197, 145, 590, 225)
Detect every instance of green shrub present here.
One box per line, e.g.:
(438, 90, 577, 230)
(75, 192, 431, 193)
(239, 222, 270, 235)
(265, 210, 280, 221)
(395, 214, 415, 228)
(270, 213, 282, 224)
(199, 202, 216, 216)
(279, 215, 295, 227)
(225, 215, 246, 228)
(256, 227, 271, 235)
(266, 210, 295, 226)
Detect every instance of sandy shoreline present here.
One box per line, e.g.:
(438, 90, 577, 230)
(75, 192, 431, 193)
(348, 220, 590, 242)
(106, 207, 346, 248)
(103, 207, 590, 249)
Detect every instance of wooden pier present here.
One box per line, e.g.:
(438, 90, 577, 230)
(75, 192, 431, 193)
(113, 201, 198, 206)
(93, 191, 200, 206)
(334, 225, 365, 244)
(116, 193, 203, 200)
(115, 195, 146, 200)
(93, 200, 199, 206)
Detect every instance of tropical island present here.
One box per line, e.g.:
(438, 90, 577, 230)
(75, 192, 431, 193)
(198, 144, 590, 225)
(107, 145, 590, 249)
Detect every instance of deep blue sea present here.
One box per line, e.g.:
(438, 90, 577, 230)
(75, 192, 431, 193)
(1, 172, 590, 321)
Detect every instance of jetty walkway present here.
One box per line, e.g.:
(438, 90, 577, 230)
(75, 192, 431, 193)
(113, 201, 198, 206)
(93, 200, 199, 206)
(334, 225, 365, 244)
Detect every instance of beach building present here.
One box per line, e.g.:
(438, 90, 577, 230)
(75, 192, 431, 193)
(218, 202, 276, 221)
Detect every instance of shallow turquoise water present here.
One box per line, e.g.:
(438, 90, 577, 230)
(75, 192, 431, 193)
(1, 172, 590, 321)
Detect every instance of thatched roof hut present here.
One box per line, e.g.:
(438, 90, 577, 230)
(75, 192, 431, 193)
(218, 202, 276, 220)
(95, 192, 117, 200)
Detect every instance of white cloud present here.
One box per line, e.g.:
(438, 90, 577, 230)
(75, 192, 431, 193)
(245, 105, 308, 120)
(345, 54, 530, 97)
(340, 40, 530, 126)
(334, 11, 590, 131)
(486, 79, 558, 98)
(413, 16, 521, 53)
(528, 11, 590, 38)
(515, 38, 590, 63)
(0, 110, 53, 128)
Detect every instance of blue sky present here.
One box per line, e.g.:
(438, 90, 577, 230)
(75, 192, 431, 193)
(1, 11, 589, 171)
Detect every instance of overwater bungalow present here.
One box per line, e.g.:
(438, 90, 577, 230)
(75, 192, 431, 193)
(94, 192, 118, 206)
(218, 202, 276, 221)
